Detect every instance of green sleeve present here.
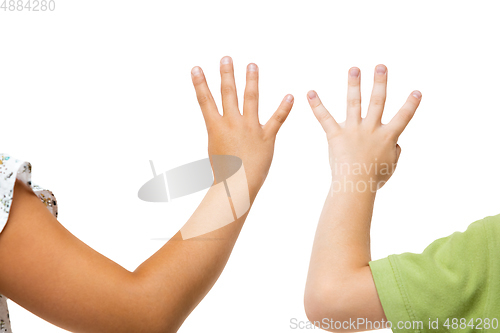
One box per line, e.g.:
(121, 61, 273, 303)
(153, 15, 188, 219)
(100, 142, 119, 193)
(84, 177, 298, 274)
(369, 214, 500, 333)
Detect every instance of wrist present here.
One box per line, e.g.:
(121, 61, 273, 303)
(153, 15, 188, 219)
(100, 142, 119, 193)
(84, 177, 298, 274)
(246, 180, 261, 204)
(330, 174, 383, 194)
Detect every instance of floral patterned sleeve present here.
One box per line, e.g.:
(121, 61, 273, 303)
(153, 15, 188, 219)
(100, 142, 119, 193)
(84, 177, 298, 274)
(0, 153, 59, 332)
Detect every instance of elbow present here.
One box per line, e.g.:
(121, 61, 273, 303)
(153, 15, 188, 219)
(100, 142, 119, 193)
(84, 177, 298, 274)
(131, 301, 181, 333)
(125, 273, 183, 333)
(304, 281, 351, 332)
(139, 311, 177, 333)
(304, 282, 334, 324)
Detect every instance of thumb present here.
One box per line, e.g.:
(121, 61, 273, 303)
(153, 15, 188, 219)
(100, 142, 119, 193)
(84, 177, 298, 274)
(396, 144, 402, 161)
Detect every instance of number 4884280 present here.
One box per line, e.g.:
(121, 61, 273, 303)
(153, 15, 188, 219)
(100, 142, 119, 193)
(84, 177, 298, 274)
(1, 0, 56, 11)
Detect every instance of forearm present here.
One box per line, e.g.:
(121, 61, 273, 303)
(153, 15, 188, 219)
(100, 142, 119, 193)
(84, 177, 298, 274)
(309, 177, 376, 279)
(307, 176, 375, 285)
(132, 182, 256, 332)
(305, 177, 384, 331)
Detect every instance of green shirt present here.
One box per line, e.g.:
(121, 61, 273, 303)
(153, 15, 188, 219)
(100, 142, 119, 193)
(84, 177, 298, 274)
(369, 214, 500, 333)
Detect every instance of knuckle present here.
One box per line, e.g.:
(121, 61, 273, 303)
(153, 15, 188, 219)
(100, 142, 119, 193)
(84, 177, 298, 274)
(274, 111, 287, 124)
(192, 75, 205, 86)
(316, 110, 331, 123)
(371, 96, 386, 106)
(221, 86, 235, 95)
(247, 71, 258, 80)
(310, 100, 322, 108)
(399, 110, 413, 122)
(245, 91, 258, 101)
(348, 79, 360, 87)
(348, 99, 361, 108)
(405, 97, 419, 108)
(409, 99, 419, 109)
(197, 94, 211, 106)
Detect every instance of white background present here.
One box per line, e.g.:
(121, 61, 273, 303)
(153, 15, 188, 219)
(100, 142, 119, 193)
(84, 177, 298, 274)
(1, 0, 499, 332)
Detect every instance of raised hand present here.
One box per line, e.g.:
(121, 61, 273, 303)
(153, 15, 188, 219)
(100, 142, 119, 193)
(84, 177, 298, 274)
(191, 56, 294, 199)
(307, 65, 421, 190)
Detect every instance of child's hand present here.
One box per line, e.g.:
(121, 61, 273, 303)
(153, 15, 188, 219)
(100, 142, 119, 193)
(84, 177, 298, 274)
(307, 65, 421, 190)
(191, 56, 294, 199)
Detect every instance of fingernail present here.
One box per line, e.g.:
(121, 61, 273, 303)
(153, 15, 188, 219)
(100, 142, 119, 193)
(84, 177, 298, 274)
(412, 90, 422, 99)
(286, 94, 294, 103)
(248, 63, 258, 72)
(376, 65, 386, 74)
(307, 90, 317, 99)
(191, 66, 202, 76)
(221, 56, 232, 65)
(349, 67, 360, 77)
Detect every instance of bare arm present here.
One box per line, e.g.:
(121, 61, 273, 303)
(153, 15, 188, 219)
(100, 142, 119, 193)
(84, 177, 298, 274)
(304, 65, 421, 332)
(0, 56, 294, 333)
